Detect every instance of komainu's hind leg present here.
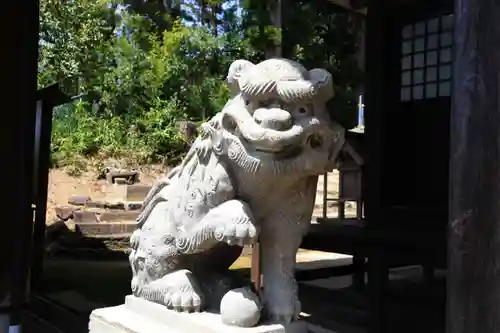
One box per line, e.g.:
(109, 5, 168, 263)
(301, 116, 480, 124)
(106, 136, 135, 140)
(179, 242, 246, 311)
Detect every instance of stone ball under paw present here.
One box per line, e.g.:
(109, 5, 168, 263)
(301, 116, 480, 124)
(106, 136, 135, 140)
(220, 287, 262, 327)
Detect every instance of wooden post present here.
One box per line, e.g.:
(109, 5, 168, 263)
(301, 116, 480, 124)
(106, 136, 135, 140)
(448, 1, 500, 332)
(251, 241, 262, 293)
(338, 171, 346, 219)
(0, 0, 39, 329)
(322, 173, 328, 219)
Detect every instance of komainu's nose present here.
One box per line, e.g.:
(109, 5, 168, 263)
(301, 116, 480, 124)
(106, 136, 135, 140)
(253, 109, 292, 131)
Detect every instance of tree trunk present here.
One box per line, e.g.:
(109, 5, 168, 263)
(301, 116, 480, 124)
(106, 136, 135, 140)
(209, 3, 219, 36)
(448, 0, 500, 332)
(265, 0, 282, 58)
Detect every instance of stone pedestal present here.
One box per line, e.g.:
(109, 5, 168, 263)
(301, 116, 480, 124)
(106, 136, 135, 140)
(89, 296, 332, 333)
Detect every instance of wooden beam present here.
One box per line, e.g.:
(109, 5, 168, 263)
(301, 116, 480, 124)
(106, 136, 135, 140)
(448, 0, 500, 332)
(326, 0, 368, 14)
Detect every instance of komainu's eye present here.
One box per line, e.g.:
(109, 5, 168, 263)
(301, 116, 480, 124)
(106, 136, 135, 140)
(297, 104, 312, 116)
(307, 134, 323, 149)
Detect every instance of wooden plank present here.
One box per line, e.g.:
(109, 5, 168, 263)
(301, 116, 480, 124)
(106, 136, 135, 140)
(295, 265, 356, 281)
(447, 0, 500, 332)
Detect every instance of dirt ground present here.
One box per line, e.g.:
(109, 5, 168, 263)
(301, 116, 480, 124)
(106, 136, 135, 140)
(45, 166, 165, 223)
(45, 166, 347, 224)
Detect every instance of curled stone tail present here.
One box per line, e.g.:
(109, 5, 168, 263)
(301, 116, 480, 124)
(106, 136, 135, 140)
(137, 196, 168, 229)
(140, 166, 181, 216)
(141, 183, 168, 213)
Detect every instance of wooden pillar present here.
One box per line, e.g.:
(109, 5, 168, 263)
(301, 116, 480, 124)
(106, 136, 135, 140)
(363, 0, 384, 226)
(31, 87, 70, 290)
(448, 0, 500, 332)
(367, 249, 388, 333)
(364, 0, 389, 332)
(0, 0, 39, 330)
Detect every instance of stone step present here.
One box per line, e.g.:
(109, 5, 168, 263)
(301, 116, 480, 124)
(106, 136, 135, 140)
(55, 206, 78, 220)
(80, 200, 143, 210)
(106, 184, 152, 202)
(123, 202, 143, 211)
(56, 200, 143, 223)
(68, 195, 92, 206)
(73, 209, 140, 224)
(75, 221, 137, 238)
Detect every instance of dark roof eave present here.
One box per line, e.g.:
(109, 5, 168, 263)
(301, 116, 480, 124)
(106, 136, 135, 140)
(36, 80, 73, 106)
(325, 0, 368, 14)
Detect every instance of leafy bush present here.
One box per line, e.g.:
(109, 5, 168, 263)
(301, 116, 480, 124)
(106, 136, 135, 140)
(46, 12, 234, 167)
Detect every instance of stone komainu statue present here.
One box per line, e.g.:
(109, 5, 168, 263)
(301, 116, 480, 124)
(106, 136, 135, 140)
(129, 58, 345, 327)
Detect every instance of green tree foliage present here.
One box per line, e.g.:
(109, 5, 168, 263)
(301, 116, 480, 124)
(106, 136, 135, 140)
(285, 0, 363, 128)
(39, 0, 363, 168)
(38, 0, 115, 90)
(239, 0, 280, 61)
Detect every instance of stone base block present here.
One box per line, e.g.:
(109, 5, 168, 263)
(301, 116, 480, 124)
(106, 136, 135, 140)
(106, 184, 152, 202)
(89, 296, 333, 333)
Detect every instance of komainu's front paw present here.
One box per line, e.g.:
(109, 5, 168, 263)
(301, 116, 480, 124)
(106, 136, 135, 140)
(209, 199, 258, 246)
(216, 219, 258, 246)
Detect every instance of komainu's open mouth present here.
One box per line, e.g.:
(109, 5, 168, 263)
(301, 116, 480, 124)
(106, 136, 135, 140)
(254, 146, 283, 153)
(246, 134, 323, 160)
(274, 145, 303, 160)
(244, 136, 302, 157)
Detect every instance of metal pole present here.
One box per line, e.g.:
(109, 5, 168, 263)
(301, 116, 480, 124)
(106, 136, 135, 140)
(358, 95, 364, 128)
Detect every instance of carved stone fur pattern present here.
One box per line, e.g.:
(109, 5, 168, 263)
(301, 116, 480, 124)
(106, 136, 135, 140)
(128, 58, 345, 327)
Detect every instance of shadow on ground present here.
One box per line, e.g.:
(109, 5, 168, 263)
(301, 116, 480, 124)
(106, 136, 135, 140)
(35, 223, 445, 333)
